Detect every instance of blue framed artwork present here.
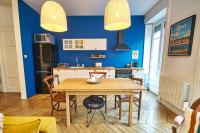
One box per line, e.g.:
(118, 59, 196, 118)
(168, 15, 196, 56)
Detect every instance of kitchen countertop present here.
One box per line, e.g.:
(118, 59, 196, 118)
(53, 67, 143, 70)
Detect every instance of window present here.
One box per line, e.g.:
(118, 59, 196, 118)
(143, 20, 165, 95)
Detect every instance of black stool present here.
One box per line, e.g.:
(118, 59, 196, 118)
(83, 96, 106, 127)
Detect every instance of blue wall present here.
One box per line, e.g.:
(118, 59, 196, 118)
(54, 16, 145, 68)
(18, 0, 43, 97)
(18, 0, 144, 97)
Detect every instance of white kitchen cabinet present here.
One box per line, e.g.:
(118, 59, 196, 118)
(132, 70, 143, 78)
(104, 70, 115, 78)
(64, 70, 86, 78)
(54, 69, 86, 79)
(63, 39, 107, 50)
(53, 69, 63, 85)
(53, 69, 116, 84)
(54, 68, 142, 80)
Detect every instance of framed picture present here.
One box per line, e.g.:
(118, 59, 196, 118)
(132, 50, 139, 59)
(168, 15, 196, 56)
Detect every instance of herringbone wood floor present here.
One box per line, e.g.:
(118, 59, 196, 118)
(0, 91, 176, 133)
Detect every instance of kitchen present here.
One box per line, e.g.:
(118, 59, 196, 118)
(21, 0, 147, 127)
(29, 14, 145, 95)
(30, 12, 145, 127)
(33, 30, 144, 93)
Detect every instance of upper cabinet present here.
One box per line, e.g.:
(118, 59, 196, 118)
(63, 38, 107, 51)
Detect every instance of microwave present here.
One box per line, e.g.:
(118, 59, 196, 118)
(34, 34, 55, 44)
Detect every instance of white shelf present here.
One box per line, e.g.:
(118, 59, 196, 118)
(90, 57, 106, 59)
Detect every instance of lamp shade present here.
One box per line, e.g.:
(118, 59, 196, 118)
(40, 1, 67, 32)
(104, 0, 131, 31)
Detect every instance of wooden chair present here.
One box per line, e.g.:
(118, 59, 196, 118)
(114, 77, 143, 120)
(43, 75, 77, 116)
(172, 98, 200, 133)
(89, 72, 107, 113)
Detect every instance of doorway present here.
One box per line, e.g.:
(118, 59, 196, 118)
(148, 22, 165, 94)
(143, 9, 166, 95)
(0, 6, 20, 92)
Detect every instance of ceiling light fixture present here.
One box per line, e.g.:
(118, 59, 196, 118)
(104, 0, 131, 31)
(40, 1, 67, 32)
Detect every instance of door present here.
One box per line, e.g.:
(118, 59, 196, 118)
(148, 22, 165, 94)
(0, 26, 20, 92)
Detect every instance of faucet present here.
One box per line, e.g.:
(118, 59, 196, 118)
(76, 57, 79, 67)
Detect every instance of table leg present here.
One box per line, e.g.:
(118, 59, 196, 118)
(65, 92, 70, 127)
(128, 94, 133, 127)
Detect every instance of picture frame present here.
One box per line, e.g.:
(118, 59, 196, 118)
(168, 15, 196, 56)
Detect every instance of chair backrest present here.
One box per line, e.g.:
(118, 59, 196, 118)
(89, 72, 107, 78)
(191, 98, 200, 112)
(131, 77, 143, 85)
(43, 75, 59, 98)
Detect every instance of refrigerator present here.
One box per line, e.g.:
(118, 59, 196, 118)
(33, 43, 58, 94)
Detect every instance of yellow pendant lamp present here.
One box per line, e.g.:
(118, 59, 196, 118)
(104, 0, 131, 31)
(40, 1, 67, 32)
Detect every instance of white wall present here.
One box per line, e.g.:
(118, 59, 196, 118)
(0, 6, 14, 92)
(12, 0, 27, 99)
(0, 4, 27, 99)
(0, 7, 13, 26)
(161, 0, 200, 104)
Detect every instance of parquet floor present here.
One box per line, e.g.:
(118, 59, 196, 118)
(0, 91, 176, 133)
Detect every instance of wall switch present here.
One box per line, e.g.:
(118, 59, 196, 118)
(24, 54, 28, 58)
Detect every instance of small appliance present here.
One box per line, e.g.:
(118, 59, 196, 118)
(34, 33, 55, 44)
(115, 69, 132, 78)
(33, 34, 57, 94)
(95, 62, 102, 67)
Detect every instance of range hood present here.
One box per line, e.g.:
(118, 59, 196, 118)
(113, 31, 130, 51)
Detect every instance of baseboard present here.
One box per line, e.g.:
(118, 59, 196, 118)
(4, 88, 20, 93)
(158, 97, 184, 115)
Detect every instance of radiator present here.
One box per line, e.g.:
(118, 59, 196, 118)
(159, 76, 190, 111)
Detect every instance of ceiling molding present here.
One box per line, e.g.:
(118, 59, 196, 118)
(145, 0, 168, 23)
(23, 0, 159, 16)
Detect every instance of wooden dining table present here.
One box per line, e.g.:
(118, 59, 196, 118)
(53, 78, 145, 127)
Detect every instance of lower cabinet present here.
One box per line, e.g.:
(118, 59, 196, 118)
(104, 70, 115, 78)
(53, 69, 116, 83)
(132, 70, 143, 78)
(53, 69, 143, 85)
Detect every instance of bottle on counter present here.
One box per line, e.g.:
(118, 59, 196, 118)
(130, 62, 133, 67)
(126, 63, 130, 68)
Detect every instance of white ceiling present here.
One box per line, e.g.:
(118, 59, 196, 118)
(23, 0, 160, 16)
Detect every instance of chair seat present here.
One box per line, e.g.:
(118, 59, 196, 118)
(133, 91, 140, 94)
(117, 95, 140, 102)
(53, 92, 74, 102)
(83, 96, 105, 110)
(115, 77, 143, 120)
